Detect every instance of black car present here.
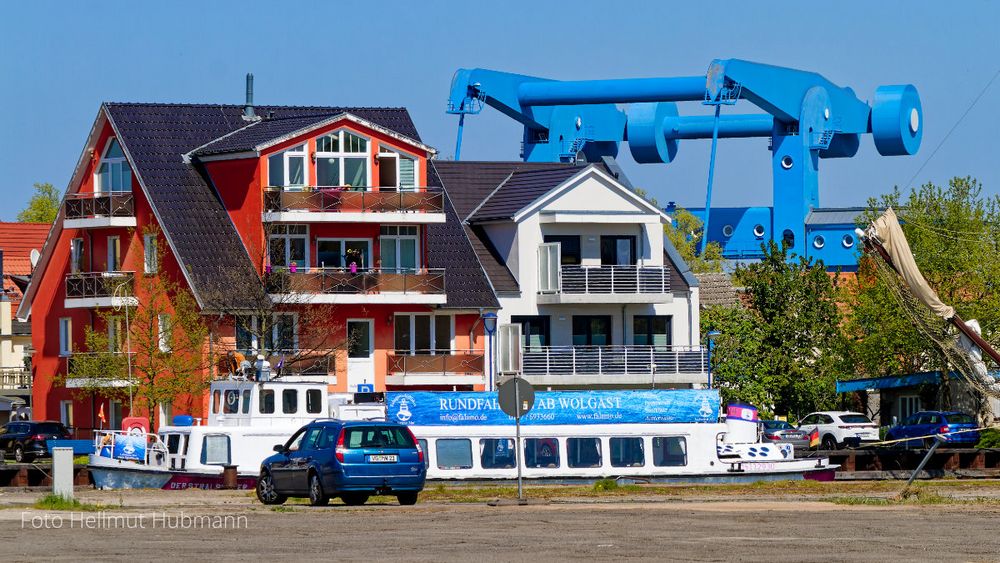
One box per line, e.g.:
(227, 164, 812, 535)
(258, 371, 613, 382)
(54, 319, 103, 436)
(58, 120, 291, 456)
(0, 421, 72, 462)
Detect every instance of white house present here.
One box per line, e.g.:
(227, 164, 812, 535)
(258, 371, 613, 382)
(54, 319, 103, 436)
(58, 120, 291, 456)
(433, 160, 706, 389)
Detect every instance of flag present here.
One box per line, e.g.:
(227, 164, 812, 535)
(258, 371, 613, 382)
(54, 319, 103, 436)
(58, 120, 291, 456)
(98, 404, 107, 427)
(809, 428, 820, 448)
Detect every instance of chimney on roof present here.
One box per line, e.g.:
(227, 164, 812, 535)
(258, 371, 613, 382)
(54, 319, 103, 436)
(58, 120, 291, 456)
(243, 73, 257, 121)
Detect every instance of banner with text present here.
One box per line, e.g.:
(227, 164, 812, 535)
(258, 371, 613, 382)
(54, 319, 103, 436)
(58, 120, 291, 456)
(385, 389, 720, 426)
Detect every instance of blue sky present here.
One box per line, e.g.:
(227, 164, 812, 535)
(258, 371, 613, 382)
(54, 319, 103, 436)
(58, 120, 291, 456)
(1, 1, 998, 221)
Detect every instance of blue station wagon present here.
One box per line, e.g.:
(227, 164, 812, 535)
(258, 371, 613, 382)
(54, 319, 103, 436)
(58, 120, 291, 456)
(257, 420, 426, 506)
(885, 411, 980, 448)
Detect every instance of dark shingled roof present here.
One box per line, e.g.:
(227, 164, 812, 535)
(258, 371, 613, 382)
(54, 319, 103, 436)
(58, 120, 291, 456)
(432, 161, 582, 219)
(191, 108, 422, 156)
(695, 273, 740, 307)
(104, 102, 435, 311)
(466, 167, 588, 223)
(425, 163, 499, 308)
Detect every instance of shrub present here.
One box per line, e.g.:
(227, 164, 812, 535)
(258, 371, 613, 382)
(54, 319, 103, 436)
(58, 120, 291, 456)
(976, 428, 1000, 449)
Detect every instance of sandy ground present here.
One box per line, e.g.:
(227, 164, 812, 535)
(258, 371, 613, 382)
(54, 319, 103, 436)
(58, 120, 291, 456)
(1, 486, 1000, 562)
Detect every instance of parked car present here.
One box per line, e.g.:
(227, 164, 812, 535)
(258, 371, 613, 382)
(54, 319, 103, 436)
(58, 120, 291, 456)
(0, 421, 72, 462)
(885, 411, 980, 448)
(759, 420, 810, 452)
(796, 411, 879, 450)
(257, 420, 426, 506)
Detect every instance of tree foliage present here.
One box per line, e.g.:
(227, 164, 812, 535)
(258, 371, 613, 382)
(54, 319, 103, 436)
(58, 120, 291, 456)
(665, 206, 723, 274)
(18, 182, 60, 223)
(703, 241, 843, 418)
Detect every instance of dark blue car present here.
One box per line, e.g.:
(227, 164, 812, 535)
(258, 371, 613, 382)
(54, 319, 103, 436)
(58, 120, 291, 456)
(885, 411, 980, 448)
(257, 420, 426, 506)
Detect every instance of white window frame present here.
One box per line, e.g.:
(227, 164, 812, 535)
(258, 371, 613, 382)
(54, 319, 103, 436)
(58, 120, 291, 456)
(377, 145, 419, 190)
(95, 138, 132, 194)
(143, 233, 158, 274)
(394, 313, 454, 355)
(107, 235, 120, 272)
(315, 238, 373, 270)
(70, 238, 84, 274)
(380, 225, 421, 271)
(268, 224, 309, 269)
(59, 318, 72, 356)
(314, 129, 372, 189)
(267, 143, 308, 189)
(60, 400, 74, 428)
(158, 314, 171, 353)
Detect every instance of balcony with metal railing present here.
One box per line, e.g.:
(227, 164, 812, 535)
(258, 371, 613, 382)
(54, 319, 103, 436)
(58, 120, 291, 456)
(63, 192, 136, 229)
(385, 350, 485, 387)
(0, 368, 31, 395)
(265, 267, 446, 305)
(520, 345, 708, 386)
(262, 186, 447, 223)
(537, 265, 673, 304)
(222, 349, 336, 383)
(64, 271, 137, 309)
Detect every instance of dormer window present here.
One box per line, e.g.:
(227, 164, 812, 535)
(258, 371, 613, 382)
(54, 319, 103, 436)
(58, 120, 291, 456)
(315, 130, 369, 188)
(97, 138, 132, 193)
(268, 144, 307, 189)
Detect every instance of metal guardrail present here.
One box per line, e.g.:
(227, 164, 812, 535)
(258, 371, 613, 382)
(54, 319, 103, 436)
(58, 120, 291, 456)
(266, 267, 445, 295)
(65, 271, 134, 299)
(521, 345, 707, 377)
(0, 368, 30, 389)
(64, 192, 134, 219)
(558, 265, 671, 294)
(223, 349, 334, 377)
(387, 351, 485, 376)
(264, 187, 444, 214)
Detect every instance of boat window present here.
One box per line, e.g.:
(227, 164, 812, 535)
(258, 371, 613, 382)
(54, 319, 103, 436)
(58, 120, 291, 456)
(418, 439, 428, 467)
(282, 389, 298, 414)
(201, 434, 231, 465)
(610, 437, 645, 467)
(241, 390, 251, 414)
(223, 390, 240, 414)
(306, 389, 322, 414)
(523, 438, 560, 469)
(259, 390, 275, 414)
(436, 438, 473, 470)
(212, 390, 221, 414)
(480, 438, 516, 469)
(166, 434, 181, 454)
(567, 437, 602, 468)
(652, 437, 687, 467)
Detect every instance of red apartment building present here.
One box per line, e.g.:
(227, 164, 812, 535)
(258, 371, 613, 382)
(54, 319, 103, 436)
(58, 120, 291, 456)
(19, 99, 498, 431)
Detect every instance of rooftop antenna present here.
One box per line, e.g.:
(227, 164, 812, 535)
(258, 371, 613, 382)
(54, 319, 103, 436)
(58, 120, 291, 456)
(243, 73, 257, 121)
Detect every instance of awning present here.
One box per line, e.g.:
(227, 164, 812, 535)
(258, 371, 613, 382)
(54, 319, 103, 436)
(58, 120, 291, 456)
(837, 370, 1000, 393)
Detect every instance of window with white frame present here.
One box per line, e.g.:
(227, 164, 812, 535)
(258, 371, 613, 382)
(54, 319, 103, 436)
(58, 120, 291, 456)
(380, 225, 419, 272)
(107, 236, 120, 271)
(60, 400, 74, 429)
(158, 314, 172, 353)
(59, 318, 72, 356)
(316, 239, 371, 270)
(268, 224, 308, 268)
(898, 395, 922, 421)
(236, 314, 297, 354)
(70, 238, 84, 274)
(267, 144, 307, 188)
(315, 130, 369, 188)
(394, 314, 453, 355)
(143, 233, 158, 274)
(96, 138, 132, 193)
(377, 146, 418, 190)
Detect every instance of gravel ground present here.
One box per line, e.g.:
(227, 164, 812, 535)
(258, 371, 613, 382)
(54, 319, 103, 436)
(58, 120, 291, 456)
(2, 485, 1000, 562)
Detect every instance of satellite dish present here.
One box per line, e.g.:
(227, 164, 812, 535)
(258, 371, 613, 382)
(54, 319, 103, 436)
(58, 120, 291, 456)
(30, 249, 40, 269)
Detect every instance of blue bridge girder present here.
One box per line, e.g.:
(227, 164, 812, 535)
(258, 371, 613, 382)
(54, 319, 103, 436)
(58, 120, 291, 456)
(446, 58, 922, 260)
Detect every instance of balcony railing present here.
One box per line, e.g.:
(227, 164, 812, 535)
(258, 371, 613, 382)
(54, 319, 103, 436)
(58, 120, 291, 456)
(266, 267, 445, 295)
(224, 349, 334, 378)
(64, 192, 134, 219)
(65, 271, 135, 299)
(521, 345, 707, 377)
(0, 368, 31, 390)
(387, 351, 485, 376)
(264, 187, 444, 215)
(557, 265, 671, 294)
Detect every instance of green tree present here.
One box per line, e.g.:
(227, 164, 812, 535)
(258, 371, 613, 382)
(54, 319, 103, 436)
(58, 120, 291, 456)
(665, 206, 723, 273)
(17, 182, 60, 223)
(703, 241, 843, 418)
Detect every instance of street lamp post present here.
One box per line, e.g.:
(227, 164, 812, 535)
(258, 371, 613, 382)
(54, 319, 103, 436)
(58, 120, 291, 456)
(706, 330, 721, 389)
(482, 312, 498, 391)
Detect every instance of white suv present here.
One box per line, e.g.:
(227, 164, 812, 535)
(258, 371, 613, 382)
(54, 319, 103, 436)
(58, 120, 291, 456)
(797, 411, 879, 450)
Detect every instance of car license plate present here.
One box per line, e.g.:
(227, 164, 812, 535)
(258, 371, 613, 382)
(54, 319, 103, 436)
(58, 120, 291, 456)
(368, 454, 397, 463)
